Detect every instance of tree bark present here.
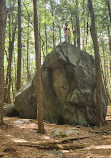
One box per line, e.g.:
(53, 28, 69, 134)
(4, 17, 17, 103)
(0, 0, 6, 124)
(76, 0, 80, 48)
(50, 0, 55, 48)
(88, 0, 103, 127)
(16, 0, 22, 91)
(27, 19, 30, 81)
(107, 25, 111, 80)
(44, 3, 48, 55)
(33, 0, 45, 134)
(101, 39, 111, 102)
(106, 0, 111, 24)
(59, 26, 61, 43)
(82, 0, 86, 50)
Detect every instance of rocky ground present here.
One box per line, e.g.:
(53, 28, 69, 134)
(0, 106, 111, 158)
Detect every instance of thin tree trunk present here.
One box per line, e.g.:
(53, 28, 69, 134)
(76, 0, 80, 48)
(5, 19, 17, 103)
(52, 22, 55, 47)
(14, 53, 17, 92)
(72, 0, 77, 45)
(107, 25, 111, 79)
(17, 0, 22, 91)
(106, 0, 111, 80)
(101, 40, 107, 86)
(101, 39, 111, 102)
(82, 0, 86, 50)
(50, 0, 55, 48)
(0, 0, 6, 124)
(22, 57, 25, 87)
(74, 25, 77, 46)
(4, 13, 11, 103)
(33, 0, 45, 134)
(59, 26, 61, 43)
(106, 0, 111, 24)
(44, 3, 48, 55)
(86, 21, 89, 47)
(71, 23, 74, 43)
(11, 78, 15, 101)
(27, 19, 30, 81)
(88, 0, 103, 127)
(6, 13, 11, 103)
(70, 3, 76, 45)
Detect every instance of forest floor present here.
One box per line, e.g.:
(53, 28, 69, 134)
(1, 107, 111, 158)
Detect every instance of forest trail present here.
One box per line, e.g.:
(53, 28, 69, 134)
(0, 106, 111, 158)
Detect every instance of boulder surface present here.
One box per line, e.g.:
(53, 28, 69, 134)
(15, 79, 37, 119)
(15, 42, 107, 126)
(4, 103, 19, 117)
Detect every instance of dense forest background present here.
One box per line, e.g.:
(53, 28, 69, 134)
(4, 0, 111, 103)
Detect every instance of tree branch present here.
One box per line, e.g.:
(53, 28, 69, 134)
(17, 136, 90, 150)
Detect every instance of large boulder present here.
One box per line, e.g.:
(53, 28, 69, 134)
(15, 42, 107, 126)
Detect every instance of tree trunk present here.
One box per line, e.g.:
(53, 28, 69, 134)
(106, 0, 111, 79)
(73, 25, 77, 46)
(101, 39, 111, 102)
(4, 17, 17, 103)
(107, 25, 111, 79)
(50, 0, 55, 48)
(88, 0, 103, 127)
(69, 3, 76, 45)
(27, 19, 30, 81)
(44, 3, 48, 55)
(59, 26, 61, 43)
(0, 0, 6, 124)
(76, 0, 80, 48)
(16, 0, 22, 91)
(4, 13, 11, 103)
(33, 0, 45, 134)
(52, 21, 55, 47)
(106, 0, 111, 24)
(82, 0, 86, 50)
(14, 53, 17, 92)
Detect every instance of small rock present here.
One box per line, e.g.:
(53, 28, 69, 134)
(47, 150, 66, 157)
(53, 129, 61, 137)
(64, 129, 74, 136)
(15, 120, 25, 125)
(64, 128, 81, 136)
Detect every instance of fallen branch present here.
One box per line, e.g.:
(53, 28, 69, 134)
(90, 130, 111, 135)
(17, 136, 90, 150)
(18, 143, 88, 150)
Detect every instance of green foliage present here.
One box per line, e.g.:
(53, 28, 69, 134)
(4, 0, 111, 101)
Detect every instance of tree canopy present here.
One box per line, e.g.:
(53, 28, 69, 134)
(3, 0, 111, 103)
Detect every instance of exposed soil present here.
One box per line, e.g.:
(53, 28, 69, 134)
(1, 106, 111, 158)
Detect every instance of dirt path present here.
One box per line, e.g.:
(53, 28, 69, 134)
(0, 107, 111, 158)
